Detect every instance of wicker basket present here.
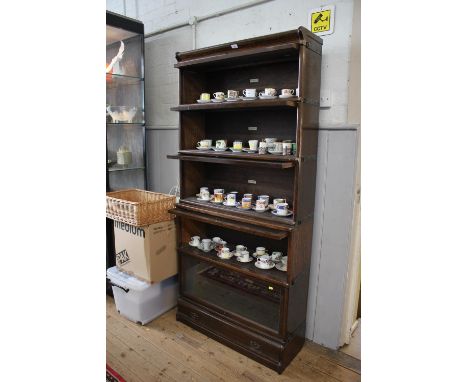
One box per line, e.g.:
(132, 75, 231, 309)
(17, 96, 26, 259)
(106, 189, 176, 226)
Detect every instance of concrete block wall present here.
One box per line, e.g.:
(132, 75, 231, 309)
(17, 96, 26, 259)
(107, 0, 359, 350)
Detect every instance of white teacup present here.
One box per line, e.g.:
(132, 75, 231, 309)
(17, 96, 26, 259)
(256, 247, 266, 256)
(239, 250, 250, 261)
(197, 139, 212, 148)
(199, 188, 210, 200)
(236, 245, 247, 253)
(271, 251, 283, 262)
(259, 88, 276, 96)
(281, 89, 294, 96)
(281, 256, 288, 266)
(273, 198, 285, 208)
(276, 202, 289, 216)
(256, 255, 272, 268)
(258, 195, 269, 205)
(296, 88, 299, 96)
(258, 141, 267, 154)
(227, 90, 239, 99)
(213, 92, 225, 99)
(243, 88, 257, 98)
(190, 236, 200, 246)
(201, 239, 212, 251)
(248, 140, 258, 150)
(225, 193, 237, 206)
(254, 199, 267, 211)
(212, 237, 221, 243)
(216, 140, 227, 148)
(219, 247, 231, 258)
(273, 141, 283, 152)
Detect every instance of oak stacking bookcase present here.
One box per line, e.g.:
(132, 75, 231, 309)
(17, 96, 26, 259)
(167, 27, 322, 373)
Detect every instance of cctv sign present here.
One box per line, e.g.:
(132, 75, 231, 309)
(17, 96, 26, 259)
(309, 5, 335, 36)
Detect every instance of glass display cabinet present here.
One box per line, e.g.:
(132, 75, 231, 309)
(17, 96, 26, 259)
(106, 11, 146, 291)
(168, 27, 323, 373)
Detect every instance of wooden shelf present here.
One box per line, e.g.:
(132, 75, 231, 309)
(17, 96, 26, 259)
(171, 98, 300, 112)
(176, 197, 295, 230)
(178, 244, 288, 287)
(168, 150, 296, 169)
(174, 43, 299, 70)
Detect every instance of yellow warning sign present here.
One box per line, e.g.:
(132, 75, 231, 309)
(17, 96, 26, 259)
(311, 10, 331, 33)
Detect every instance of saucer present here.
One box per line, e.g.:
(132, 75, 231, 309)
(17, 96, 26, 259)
(229, 148, 243, 153)
(196, 146, 213, 151)
(255, 261, 275, 270)
(240, 96, 257, 101)
(226, 97, 240, 102)
(212, 147, 228, 151)
(236, 256, 254, 263)
(258, 95, 277, 99)
(223, 201, 238, 207)
(197, 197, 212, 202)
(236, 205, 251, 210)
(275, 263, 287, 272)
(267, 150, 283, 155)
(271, 210, 293, 217)
(197, 99, 211, 103)
(210, 199, 223, 204)
(211, 99, 225, 103)
(279, 94, 294, 99)
(242, 148, 258, 153)
(217, 252, 234, 260)
(251, 206, 269, 212)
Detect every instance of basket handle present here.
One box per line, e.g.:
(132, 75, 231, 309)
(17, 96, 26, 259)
(107, 279, 129, 293)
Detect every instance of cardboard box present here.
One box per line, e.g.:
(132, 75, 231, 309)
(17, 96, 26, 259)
(113, 220, 177, 283)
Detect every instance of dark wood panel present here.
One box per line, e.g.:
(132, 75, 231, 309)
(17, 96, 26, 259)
(172, 206, 290, 238)
(178, 244, 288, 287)
(168, 154, 294, 169)
(177, 149, 296, 162)
(171, 98, 299, 111)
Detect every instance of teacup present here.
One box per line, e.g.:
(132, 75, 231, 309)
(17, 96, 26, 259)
(248, 140, 258, 150)
(213, 92, 225, 100)
(190, 236, 200, 246)
(241, 197, 252, 209)
(258, 195, 270, 205)
(243, 88, 257, 98)
(197, 139, 212, 148)
(219, 247, 231, 258)
(212, 237, 222, 244)
(254, 199, 267, 211)
(276, 202, 289, 216)
(199, 187, 210, 200)
(281, 256, 288, 266)
(225, 193, 237, 206)
(233, 141, 243, 150)
(256, 247, 266, 256)
(216, 140, 227, 148)
(296, 88, 299, 96)
(273, 141, 283, 152)
(227, 89, 239, 99)
(273, 198, 285, 208)
(264, 138, 277, 150)
(259, 88, 276, 96)
(214, 189, 224, 203)
(239, 250, 250, 261)
(236, 245, 247, 254)
(256, 255, 272, 268)
(200, 93, 210, 101)
(258, 141, 267, 154)
(281, 89, 294, 96)
(271, 251, 283, 262)
(201, 239, 212, 251)
(283, 141, 292, 155)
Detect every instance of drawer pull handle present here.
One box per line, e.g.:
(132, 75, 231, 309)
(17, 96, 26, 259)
(249, 340, 261, 350)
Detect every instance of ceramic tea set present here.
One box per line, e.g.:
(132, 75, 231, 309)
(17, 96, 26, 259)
(188, 236, 287, 272)
(196, 138, 296, 155)
(196, 188, 293, 217)
(197, 88, 298, 103)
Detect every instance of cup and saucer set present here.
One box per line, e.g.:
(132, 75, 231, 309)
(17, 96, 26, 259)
(278, 88, 298, 99)
(254, 250, 287, 271)
(269, 198, 293, 217)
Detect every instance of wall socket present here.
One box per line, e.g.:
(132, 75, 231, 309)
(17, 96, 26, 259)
(320, 90, 332, 107)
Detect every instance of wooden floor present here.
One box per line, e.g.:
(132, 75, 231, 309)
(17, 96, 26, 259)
(107, 296, 361, 382)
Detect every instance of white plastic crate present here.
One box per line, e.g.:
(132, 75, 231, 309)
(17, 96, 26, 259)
(107, 266, 178, 325)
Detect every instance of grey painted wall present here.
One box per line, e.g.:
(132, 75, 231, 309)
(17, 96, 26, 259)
(107, 0, 359, 349)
